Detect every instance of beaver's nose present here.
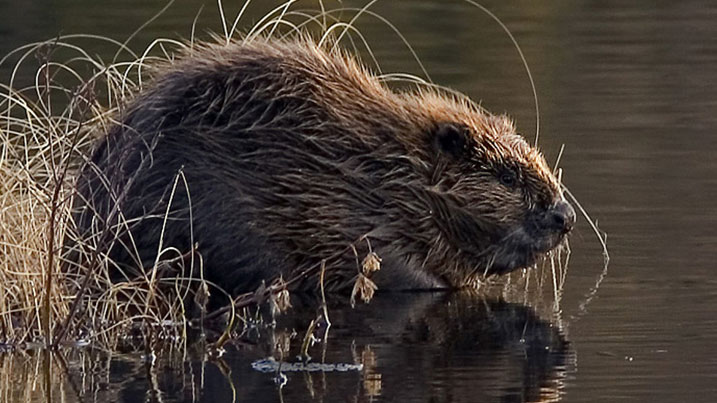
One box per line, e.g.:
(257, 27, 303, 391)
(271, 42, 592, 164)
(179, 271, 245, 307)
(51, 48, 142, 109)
(547, 200, 576, 234)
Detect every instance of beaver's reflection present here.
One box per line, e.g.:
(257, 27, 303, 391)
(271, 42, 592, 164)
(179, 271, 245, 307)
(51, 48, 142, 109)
(204, 292, 571, 403)
(368, 293, 570, 403)
(69, 292, 569, 403)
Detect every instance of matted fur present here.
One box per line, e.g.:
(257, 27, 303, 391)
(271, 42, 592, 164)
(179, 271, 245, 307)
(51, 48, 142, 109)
(71, 36, 573, 294)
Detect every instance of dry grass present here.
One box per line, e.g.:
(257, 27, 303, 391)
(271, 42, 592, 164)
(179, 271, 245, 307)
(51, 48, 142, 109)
(0, 35, 144, 347)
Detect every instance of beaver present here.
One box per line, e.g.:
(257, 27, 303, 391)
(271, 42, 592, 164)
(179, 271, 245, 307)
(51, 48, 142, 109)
(71, 36, 575, 295)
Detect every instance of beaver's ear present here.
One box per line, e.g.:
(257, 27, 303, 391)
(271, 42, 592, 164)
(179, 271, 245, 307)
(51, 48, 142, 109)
(433, 122, 471, 158)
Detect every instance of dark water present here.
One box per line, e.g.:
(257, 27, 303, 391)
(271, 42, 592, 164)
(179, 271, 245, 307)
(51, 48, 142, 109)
(2, 0, 717, 402)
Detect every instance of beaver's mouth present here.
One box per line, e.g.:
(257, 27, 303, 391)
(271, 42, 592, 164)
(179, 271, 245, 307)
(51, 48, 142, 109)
(480, 228, 566, 276)
(473, 200, 576, 277)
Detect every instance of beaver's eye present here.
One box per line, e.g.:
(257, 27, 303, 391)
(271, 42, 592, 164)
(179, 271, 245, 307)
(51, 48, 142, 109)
(433, 122, 471, 158)
(498, 170, 517, 188)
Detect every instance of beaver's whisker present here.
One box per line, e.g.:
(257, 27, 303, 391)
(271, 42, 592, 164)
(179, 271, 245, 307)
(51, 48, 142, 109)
(553, 143, 566, 174)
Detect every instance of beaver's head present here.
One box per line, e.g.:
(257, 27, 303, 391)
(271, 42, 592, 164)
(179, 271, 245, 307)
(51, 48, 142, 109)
(393, 93, 575, 285)
(274, 41, 577, 287)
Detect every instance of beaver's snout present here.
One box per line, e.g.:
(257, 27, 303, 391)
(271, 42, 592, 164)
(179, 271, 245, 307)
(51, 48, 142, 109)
(520, 200, 576, 255)
(477, 200, 575, 277)
(541, 200, 576, 235)
(527, 200, 575, 247)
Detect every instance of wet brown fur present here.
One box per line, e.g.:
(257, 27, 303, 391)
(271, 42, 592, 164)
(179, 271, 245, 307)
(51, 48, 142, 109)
(72, 36, 571, 294)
